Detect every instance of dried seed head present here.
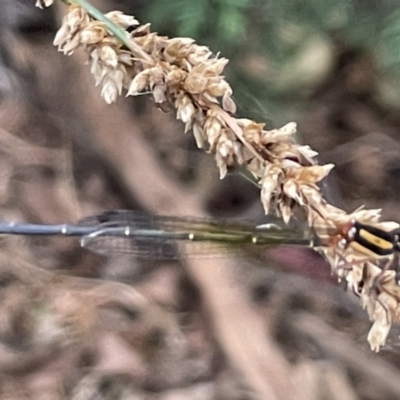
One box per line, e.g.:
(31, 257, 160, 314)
(80, 23, 107, 45)
(176, 95, 196, 126)
(192, 122, 207, 149)
(260, 164, 281, 215)
(162, 39, 196, 70)
(100, 68, 125, 104)
(105, 11, 139, 29)
(204, 111, 223, 149)
(222, 92, 236, 114)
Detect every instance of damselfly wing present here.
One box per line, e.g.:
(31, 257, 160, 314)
(77, 210, 313, 259)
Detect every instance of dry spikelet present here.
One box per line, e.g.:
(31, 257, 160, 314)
(40, 1, 400, 351)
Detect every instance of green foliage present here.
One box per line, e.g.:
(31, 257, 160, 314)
(379, 10, 400, 70)
(140, 0, 400, 123)
(142, 0, 249, 51)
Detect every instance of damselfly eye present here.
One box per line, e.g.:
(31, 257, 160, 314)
(347, 226, 357, 240)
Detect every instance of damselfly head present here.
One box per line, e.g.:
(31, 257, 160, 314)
(324, 219, 356, 250)
(347, 225, 357, 241)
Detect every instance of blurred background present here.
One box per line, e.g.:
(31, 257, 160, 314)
(1, 0, 400, 399)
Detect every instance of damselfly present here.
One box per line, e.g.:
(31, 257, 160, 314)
(1, 210, 399, 261)
(0, 210, 313, 259)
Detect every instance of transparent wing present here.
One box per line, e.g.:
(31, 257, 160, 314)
(78, 210, 313, 259)
(81, 235, 245, 259)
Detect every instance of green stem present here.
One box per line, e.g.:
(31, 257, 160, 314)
(67, 0, 152, 62)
